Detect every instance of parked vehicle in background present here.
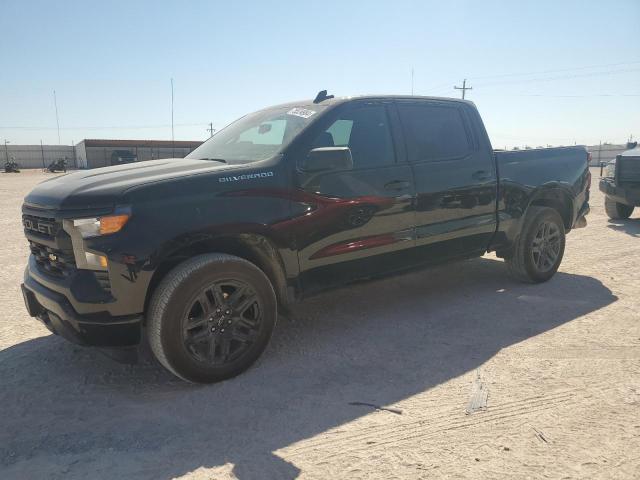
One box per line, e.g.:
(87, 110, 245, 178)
(4, 156, 20, 173)
(20, 93, 591, 383)
(600, 142, 640, 219)
(46, 157, 67, 173)
(110, 150, 137, 166)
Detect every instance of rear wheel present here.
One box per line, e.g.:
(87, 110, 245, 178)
(604, 196, 634, 219)
(148, 253, 277, 383)
(506, 206, 566, 283)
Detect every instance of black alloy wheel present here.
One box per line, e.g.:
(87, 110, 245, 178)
(148, 253, 277, 383)
(530, 221, 562, 273)
(183, 280, 263, 365)
(505, 206, 566, 283)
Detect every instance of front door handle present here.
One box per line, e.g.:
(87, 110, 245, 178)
(384, 180, 411, 191)
(472, 170, 491, 181)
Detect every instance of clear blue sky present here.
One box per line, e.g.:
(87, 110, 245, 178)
(2, 0, 639, 148)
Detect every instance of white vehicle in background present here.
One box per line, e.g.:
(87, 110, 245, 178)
(600, 142, 640, 219)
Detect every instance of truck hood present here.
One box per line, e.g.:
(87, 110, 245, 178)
(23, 158, 231, 212)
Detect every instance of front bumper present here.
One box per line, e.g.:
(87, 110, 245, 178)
(599, 179, 640, 206)
(21, 263, 142, 347)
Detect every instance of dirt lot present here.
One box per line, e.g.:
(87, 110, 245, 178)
(0, 168, 638, 479)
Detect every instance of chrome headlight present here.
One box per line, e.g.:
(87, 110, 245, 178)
(604, 160, 616, 179)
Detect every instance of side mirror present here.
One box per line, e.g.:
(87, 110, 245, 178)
(301, 147, 353, 172)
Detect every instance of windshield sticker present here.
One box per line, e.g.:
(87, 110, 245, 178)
(219, 171, 274, 183)
(287, 107, 316, 119)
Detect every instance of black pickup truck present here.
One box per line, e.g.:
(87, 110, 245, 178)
(20, 93, 591, 383)
(600, 142, 640, 219)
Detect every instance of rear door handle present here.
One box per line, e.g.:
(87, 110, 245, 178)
(384, 180, 411, 191)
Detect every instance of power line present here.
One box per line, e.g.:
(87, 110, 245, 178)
(0, 123, 210, 130)
(207, 122, 215, 137)
(422, 60, 640, 96)
(423, 81, 456, 95)
(472, 93, 640, 98)
(468, 59, 640, 82)
(430, 67, 640, 93)
(473, 67, 640, 88)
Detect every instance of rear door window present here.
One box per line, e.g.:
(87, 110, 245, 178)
(397, 103, 471, 162)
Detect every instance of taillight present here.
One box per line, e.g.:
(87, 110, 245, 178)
(586, 153, 592, 192)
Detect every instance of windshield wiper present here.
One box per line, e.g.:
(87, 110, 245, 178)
(199, 158, 227, 163)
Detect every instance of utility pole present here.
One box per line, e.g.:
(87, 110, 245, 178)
(53, 90, 61, 144)
(171, 78, 175, 157)
(4, 140, 10, 165)
(207, 122, 215, 138)
(411, 68, 414, 95)
(454, 79, 472, 99)
(40, 140, 46, 168)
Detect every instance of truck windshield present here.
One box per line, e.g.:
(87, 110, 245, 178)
(186, 105, 324, 164)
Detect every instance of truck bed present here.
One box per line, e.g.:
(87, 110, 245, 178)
(494, 146, 589, 188)
(487, 145, 591, 252)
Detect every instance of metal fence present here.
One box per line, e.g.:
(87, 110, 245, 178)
(3, 144, 196, 169)
(80, 145, 195, 169)
(3, 145, 77, 169)
(4, 142, 631, 169)
(587, 144, 629, 166)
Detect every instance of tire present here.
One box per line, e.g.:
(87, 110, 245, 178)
(506, 206, 566, 283)
(604, 196, 634, 219)
(148, 253, 277, 383)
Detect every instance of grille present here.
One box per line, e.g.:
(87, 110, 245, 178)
(618, 157, 640, 184)
(22, 214, 60, 238)
(29, 241, 76, 277)
(94, 271, 112, 293)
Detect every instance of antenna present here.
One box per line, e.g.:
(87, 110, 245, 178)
(313, 90, 334, 103)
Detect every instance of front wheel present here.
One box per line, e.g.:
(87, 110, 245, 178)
(506, 206, 566, 283)
(148, 253, 277, 383)
(604, 196, 634, 219)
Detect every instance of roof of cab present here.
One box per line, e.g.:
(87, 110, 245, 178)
(263, 95, 475, 111)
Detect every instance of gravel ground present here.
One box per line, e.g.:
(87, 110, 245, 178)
(0, 168, 638, 479)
